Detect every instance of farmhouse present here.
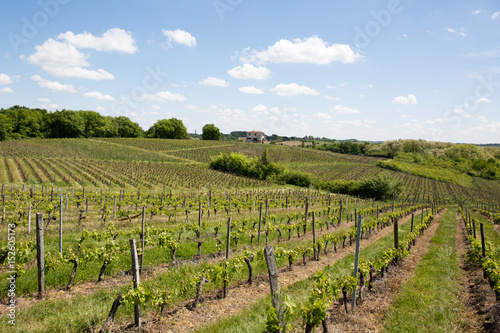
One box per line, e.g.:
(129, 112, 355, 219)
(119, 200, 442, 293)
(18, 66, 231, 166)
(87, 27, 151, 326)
(246, 131, 267, 143)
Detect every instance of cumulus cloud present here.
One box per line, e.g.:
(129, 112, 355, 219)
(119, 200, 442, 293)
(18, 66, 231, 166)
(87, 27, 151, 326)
(27, 39, 114, 80)
(331, 105, 360, 114)
(392, 94, 417, 105)
(476, 97, 491, 103)
(58, 28, 138, 53)
(83, 90, 114, 101)
(241, 36, 362, 65)
(228, 64, 270, 80)
(251, 104, 269, 115)
(0, 73, 13, 85)
(199, 77, 229, 87)
(31, 74, 77, 93)
(445, 27, 467, 37)
(141, 91, 187, 102)
(41, 104, 59, 110)
(37, 98, 50, 102)
(163, 29, 196, 47)
(239, 86, 264, 94)
(471, 9, 484, 15)
(492, 12, 500, 19)
(312, 112, 331, 119)
(270, 83, 319, 96)
(0, 87, 14, 93)
(95, 106, 105, 112)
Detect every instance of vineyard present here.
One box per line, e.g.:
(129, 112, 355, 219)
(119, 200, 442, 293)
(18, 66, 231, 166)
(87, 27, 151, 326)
(0, 138, 500, 332)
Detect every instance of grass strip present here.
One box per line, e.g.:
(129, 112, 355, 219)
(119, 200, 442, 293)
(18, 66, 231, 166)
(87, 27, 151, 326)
(382, 208, 469, 333)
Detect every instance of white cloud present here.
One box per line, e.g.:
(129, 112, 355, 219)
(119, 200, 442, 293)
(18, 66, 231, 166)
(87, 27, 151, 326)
(270, 83, 319, 96)
(27, 39, 114, 80)
(251, 104, 269, 115)
(392, 94, 417, 105)
(0, 87, 14, 93)
(324, 95, 341, 101)
(151, 105, 162, 110)
(327, 82, 349, 89)
(312, 112, 331, 119)
(41, 104, 59, 109)
(37, 98, 50, 102)
(339, 120, 362, 126)
(199, 77, 229, 87)
(0, 73, 13, 85)
(228, 64, 270, 80)
(241, 36, 362, 65)
(83, 91, 114, 101)
(331, 105, 360, 114)
(239, 86, 264, 94)
(163, 29, 196, 47)
(141, 91, 187, 102)
(492, 12, 500, 19)
(95, 106, 105, 112)
(445, 27, 466, 37)
(478, 116, 488, 123)
(58, 28, 138, 53)
(471, 9, 484, 15)
(31, 74, 77, 93)
(476, 97, 491, 104)
(186, 104, 199, 110)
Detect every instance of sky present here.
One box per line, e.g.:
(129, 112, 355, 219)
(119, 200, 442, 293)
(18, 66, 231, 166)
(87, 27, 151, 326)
(1, 0, 499, 143)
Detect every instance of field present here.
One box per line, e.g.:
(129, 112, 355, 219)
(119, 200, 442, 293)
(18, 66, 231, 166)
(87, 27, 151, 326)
(1, 138, 500, 332)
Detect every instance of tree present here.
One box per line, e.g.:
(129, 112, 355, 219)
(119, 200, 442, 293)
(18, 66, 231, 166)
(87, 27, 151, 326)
(202, 124, 221, 140)
(147, 118, 188, 139)
(114, 116, 144, 138)
(47, 110, 85, 138)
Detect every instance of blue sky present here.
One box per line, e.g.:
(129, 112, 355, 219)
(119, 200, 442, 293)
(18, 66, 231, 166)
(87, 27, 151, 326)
(1, 0, 499, 143)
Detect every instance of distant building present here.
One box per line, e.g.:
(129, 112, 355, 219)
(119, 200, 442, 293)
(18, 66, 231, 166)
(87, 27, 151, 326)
(246, 131, 266, 143)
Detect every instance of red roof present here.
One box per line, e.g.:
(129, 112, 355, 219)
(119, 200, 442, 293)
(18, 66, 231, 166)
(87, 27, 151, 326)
(247, 131, 265, 134)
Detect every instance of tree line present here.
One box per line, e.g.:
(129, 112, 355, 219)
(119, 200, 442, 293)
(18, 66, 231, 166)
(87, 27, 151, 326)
(0, 106, 222, 141)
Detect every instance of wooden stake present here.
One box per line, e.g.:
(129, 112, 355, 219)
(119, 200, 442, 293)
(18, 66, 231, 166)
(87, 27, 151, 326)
(264, 246, 284, 331)
(351, 214, 362, 310)
(36, 213, 44, 299)
(129, 239, 141, 327)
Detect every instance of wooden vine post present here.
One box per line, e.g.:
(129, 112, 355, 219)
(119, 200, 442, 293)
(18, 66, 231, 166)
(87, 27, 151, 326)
(59, 194, 63, 254)
(224, 217, 231, 298)
(198, 201, 202, 238)
(225, 217, 231, 260)
(394, 215, 399, 250)
(303, 197, 309, 235)
(264, 246, 284, 332)
(258, 203, 263, 246)
(130, 239, 141, 327)
(28, 200, 32, 235)
(351, 214, 362, 310)
(339, 199, 343, 224)
(312, 212, 317, 261)
(480, 223, 486, 258)
(140, 207, 145, 275)
(36, 213, 45, 299)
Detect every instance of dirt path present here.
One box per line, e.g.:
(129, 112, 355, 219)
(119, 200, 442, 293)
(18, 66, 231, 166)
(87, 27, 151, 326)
(311, 209, 445, 333)
(456, 212, 500, 332)
(115, 212, 419, 332)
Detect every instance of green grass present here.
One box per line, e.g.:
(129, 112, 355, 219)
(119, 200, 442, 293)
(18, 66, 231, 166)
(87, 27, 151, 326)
(382, 208, 469, 333)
